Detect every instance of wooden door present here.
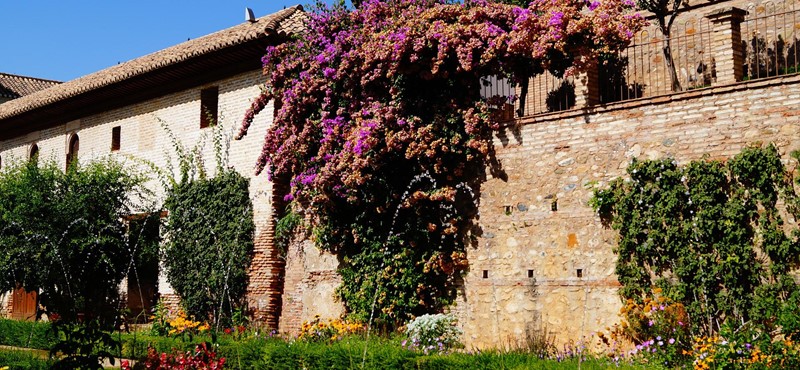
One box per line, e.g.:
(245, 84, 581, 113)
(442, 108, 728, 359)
(10, 287, 37, 321)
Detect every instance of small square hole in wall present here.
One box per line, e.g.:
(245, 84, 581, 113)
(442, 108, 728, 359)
(503, 205, 512, 215)
(576, 269, 583, 278)
(551, 198, 558, 212)
(527, 269, 534, 278)
(482, 270, 489, 279)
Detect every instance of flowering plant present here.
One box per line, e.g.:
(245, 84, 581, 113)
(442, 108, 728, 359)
(299, 315, 363, 342)
(240, 0, 642, 323)
(403, 313, 463, 354)
(167, 310, 210, 341)
(123, 343, 225, 370)
(150, 298, 172, 336)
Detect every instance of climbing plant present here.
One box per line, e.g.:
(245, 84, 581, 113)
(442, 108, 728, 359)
(238, 0, 643, 324)
(161, 122, 255, 327)
(591, 144, 800, 337)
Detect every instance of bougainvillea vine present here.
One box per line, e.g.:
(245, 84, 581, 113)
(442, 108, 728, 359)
(238, 0, 643, 324)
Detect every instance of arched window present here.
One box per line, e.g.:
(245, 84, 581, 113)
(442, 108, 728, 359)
(29, 143, 39, 161)
(66, 134, 79, 169)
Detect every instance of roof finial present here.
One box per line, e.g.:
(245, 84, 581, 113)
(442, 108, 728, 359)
(245, 8, 256, 23)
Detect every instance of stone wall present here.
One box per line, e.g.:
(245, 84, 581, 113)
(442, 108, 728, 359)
(457, 72, 800, 348)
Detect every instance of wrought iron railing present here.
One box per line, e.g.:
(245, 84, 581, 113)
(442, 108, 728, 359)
(481, 71, 576, 119)
(741, 0, 800, 80)
(602, 16, 714, 103)
(480, 0, 800, 120)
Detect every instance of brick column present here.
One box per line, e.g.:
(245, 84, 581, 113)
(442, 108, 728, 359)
(705, 7, 748, 84)
(574, 67, 600, 108)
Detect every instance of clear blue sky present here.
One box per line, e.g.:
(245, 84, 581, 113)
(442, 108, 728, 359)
(1, 1, 349, 82)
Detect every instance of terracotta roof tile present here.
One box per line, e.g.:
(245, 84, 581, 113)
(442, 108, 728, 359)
(0, 73, 61, 99)
(0, 5, 305, 121)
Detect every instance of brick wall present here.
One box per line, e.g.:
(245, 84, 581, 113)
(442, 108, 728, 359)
(0, 70, 287, 326)
(278, 238, 344, 335)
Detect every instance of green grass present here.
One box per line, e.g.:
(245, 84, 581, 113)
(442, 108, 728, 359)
(116, 334, 652, 369)
(0, 319, 654, 369)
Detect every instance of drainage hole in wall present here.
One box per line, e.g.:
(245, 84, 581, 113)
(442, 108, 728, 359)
(482, 270, 489, 279)
(576, 269, 583, 278)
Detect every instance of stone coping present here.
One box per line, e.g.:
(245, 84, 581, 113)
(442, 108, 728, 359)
(508, 73, 800, 127)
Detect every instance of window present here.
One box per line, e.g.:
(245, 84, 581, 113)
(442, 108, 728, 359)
(66, 134, 79, 169)
(29, 143, 39, 161)
(200, 86, 219, 128)
(111, 126, 121, 151)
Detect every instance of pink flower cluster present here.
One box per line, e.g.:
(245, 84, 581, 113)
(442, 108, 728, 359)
(238, 0, 644, 216)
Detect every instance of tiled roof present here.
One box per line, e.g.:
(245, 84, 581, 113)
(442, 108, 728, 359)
(0, 73, 61, 99)
(0, 5, 305, 121)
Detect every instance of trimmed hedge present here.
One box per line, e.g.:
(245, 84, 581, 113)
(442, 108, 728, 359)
(0, 319, 55, 350)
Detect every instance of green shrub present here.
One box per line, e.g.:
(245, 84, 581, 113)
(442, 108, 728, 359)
(0, 350, 54, 370)
(0, 319, 55, 350)
(591, 145, 800, 337)
(160, 120, 255, 327)
(0, 158, 154, 325)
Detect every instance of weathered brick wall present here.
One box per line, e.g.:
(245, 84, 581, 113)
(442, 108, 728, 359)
(458, 73, 800, 348)
(278, 238, 344, 335)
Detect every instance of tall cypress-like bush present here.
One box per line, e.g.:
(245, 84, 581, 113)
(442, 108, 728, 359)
(163, 169, 254, 326)
(159, 121, 255, 327)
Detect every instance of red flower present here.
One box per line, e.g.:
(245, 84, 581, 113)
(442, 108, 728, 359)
(224, 328, 232, 334)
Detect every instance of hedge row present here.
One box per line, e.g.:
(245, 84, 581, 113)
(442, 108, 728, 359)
(0, 319, 55, 350)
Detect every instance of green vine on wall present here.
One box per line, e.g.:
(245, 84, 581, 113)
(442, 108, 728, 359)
(591, 144, 800, 337)
(160, 121, 255, 327)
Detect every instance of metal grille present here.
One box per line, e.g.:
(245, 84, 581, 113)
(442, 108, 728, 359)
(742, 0, 800, 81)
(602, 17, 714, 103)
(481, 71, 576, 119)
(516, 72, 576, 116)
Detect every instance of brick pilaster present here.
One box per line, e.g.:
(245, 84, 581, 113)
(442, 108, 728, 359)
(706, 7, 748, 84)
(574, 68, 600, 108)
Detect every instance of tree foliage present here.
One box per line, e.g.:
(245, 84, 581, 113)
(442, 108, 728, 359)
(592, 145, 800, 337)
(0, 159, 151, 325)
(238, 0, 643, 323)
(636, 0, 683, 91)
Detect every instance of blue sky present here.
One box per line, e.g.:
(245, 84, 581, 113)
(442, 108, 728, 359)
(1, 1, 349, 82)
